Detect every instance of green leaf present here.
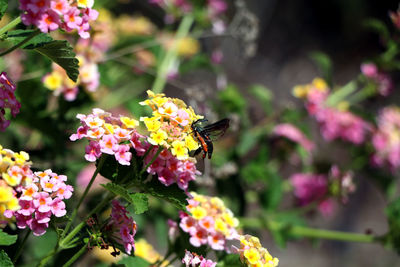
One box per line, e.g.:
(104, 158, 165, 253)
(0, 229, 17, 246)
(101, 184, 149, 214)
(309, 51, 333, 86)
(216, 254, 244, 267)
(130, 193, 149, 214)
(237, 130, 260, 156)
(118, 256, 150, 267)
(385, 197, 400, 253)
(6, 30, 79, 81)
(101, 183, 132, 201)
(0, 0, 8, 20)
(363, 18, 390, 43)
(142, 179, 188, 211)
(249, 85, 273, 115)
(325, 80, 357, 107)
(0, 250, 13, 267)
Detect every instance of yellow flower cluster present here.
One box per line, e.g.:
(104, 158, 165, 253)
(0, 145, 33, 222)
(135, 239, 169, 266)
(239, 235, 279, 267)
(188, 192, 239, 237)
(176, 37, 200, 57)
(140, 90, 202, 160)
(292, 77, 329, 99)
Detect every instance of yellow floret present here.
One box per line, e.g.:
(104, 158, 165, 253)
(244, 248, 261, 265)
(185, 135, 199, 151)
(120, 116, 139, 129)
(191, 206, 207, 220)
(171, 140, 188, 160)
(2, 173, 20, 187)
(43, 72, 63, 90)
(141, 117, 161, 132)
(149, 130, 168, 146)
(312, 77, 328, 91)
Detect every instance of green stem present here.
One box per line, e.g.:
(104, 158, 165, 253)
(0, 29, 40, 57)
(0, 16, 21, 36)
(36, 246, 59, 267)
(151, 14, 194, 93)
(62, 244, 87, 267)
(12, 229, 31, 264)
(241, 217, 377, 243)
(140, 146, 163, 176)
(60, 192, 114, 248)
(61, 156, 106, 239)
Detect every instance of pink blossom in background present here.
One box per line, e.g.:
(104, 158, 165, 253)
(290, 173, 328, 206)
(371, 106, 400, 171)
(273, 123, 315, 152)
(315, 107, 370, 145)
(361, 63, 393, 97)
(290, 166, 356, 217)
(390, 9, 400, 29)
(76, 164, 108, 192)
(0, 72, 20, 131)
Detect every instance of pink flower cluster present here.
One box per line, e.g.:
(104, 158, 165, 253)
(273, 123, 315, 152)
(19, 0, 98, 38)
(371, 106, 400, 170)
(182, 250, 217, 267)
(70, 108, 139, 165)
(361, 63, 393, 97)
(179, 193, 239, 251)
(0, 72, 20, 131)
(290, 166, 355, 217)
(108, 200, 137, 255)
(4, 169, 73, 236)
(145, 146, 200, 191)
(71, 108, 200, 191)
(304, 84, 370, 145)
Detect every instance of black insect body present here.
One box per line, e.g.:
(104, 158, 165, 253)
(191, 118, 230, 159)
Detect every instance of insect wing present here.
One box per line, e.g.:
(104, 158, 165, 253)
(201, 118, 230, 140)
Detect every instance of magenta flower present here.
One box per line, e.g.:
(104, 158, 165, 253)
(114, 144, 132, 166)
(107, 200, 137, 255)
(361, 63, 393, 96)
(0, 72, 20, 131)
(273, 123, 315, 152)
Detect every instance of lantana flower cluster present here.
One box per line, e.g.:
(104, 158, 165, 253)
(106, 200, 137, 255)
(272, 123, 315, 152)
(179, 192, 239, 251)
(140, 90, 202, 160)
(71, 107, 200, 191)
(19, 0, 98, 38)
(4, 168, 73, 236)
(70, 108, 139, 165)
(237, 235, 279, 267)
(293, 78, 370, 144)
(182, 250, 217, 267)
(371, 106, 400, 170)
(290, 165, 355, 217)
(0, 72, 20, 131)
(0, 146, 33, 224)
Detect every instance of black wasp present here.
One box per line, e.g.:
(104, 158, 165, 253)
(191, 118, 230, 159)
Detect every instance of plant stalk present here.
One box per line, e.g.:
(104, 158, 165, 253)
(151, 14, 194, 93)
(0, 16, 22, 36)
